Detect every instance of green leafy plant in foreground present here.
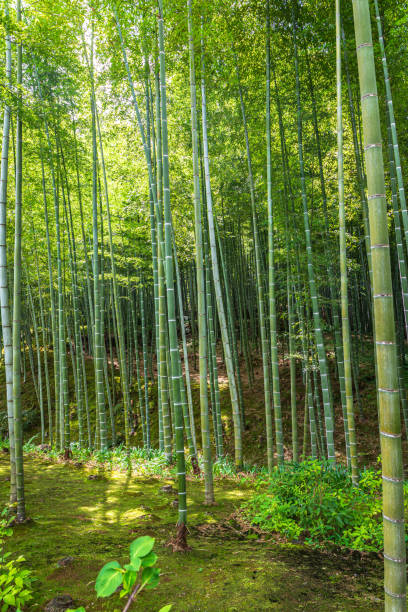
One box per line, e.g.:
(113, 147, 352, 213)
(0, 508, 34, 611)
(242, 459, 408, 552)
(67, 536, 171, 612)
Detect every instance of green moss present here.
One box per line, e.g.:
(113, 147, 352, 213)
(0, 455, 383, 611)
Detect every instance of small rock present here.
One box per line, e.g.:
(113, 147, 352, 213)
(159, 485, 177, 494)
(44, 594, 74, 611)
(57, 557, 74, 568)
(88, 474, 99, 480)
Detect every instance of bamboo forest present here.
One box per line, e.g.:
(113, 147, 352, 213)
(0, 0, 407, 609)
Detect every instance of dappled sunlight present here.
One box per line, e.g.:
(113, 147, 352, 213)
(0, 454, 383, 610)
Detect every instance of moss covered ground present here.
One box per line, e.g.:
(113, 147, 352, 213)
(0, 453, 383, 611)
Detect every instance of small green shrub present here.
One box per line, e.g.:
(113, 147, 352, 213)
(242, 459, 405, 552)
(0, 509, 34, 611)
(95, 536, 161, 599)
(212, 456, 268, 480)
(67, 536, 171, 611)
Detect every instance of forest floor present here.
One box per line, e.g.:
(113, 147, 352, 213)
(0, 338, 401, 610)
(0, 453, 383, 611)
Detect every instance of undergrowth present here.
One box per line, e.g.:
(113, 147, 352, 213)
(4, 437, 403, 556)
(0, 508, 34, 611)
(0, 438, 264, 481)
(242, 459, 408, 553)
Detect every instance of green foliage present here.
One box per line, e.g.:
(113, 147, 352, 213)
(212, 456, 268, 480)
(0, 509, 34, 611)
(129, 536, 154, 560)
(95, 561, 123, 598)
(24, 441, 173, 476)
(242, 460, 406, 553)
(66, 536, 171, 611)
(24, 442, 272, 481)
(94, 535, 170, 610)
